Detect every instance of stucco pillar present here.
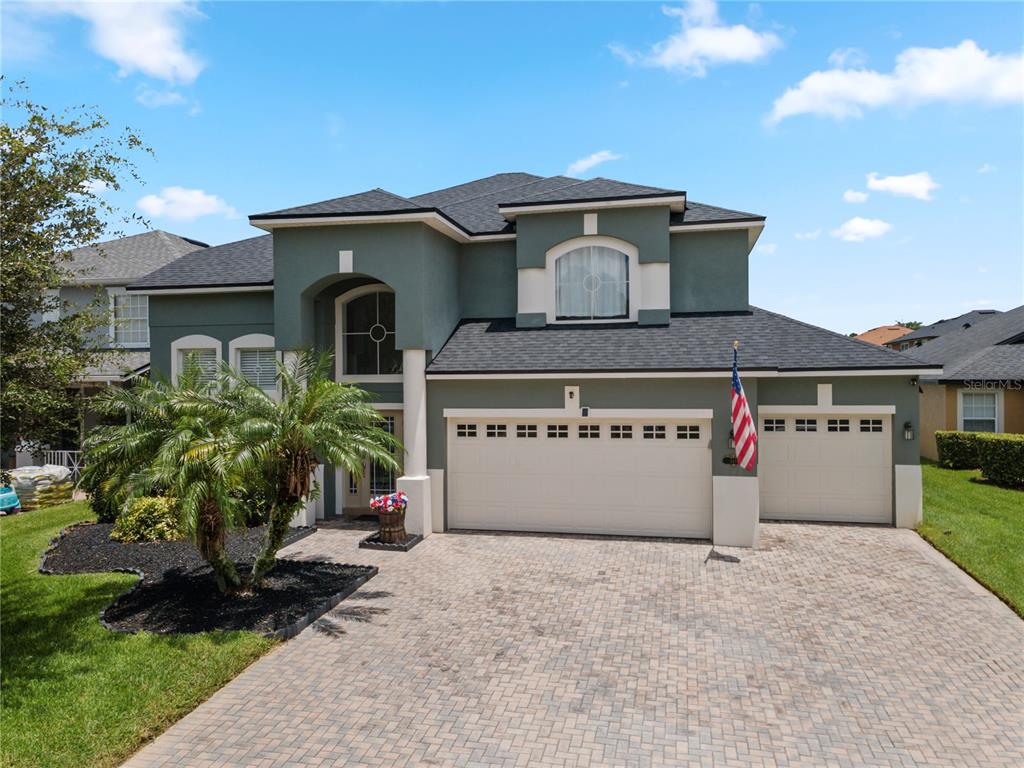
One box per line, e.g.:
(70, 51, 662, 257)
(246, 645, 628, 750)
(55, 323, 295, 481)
(712, 475, 760, 548)
(397, 348, 431, 536)
(894, 465, 923, 528)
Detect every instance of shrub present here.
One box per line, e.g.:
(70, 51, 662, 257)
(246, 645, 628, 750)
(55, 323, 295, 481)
(976, 433, 1024, 490)
(935, 431, 982, 469)
(111, 497, 183, 542)
(78, 467, 123, 523)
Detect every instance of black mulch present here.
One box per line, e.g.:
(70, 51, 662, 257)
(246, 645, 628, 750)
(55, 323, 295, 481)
(40, 523, 376, 638)
(359, 532, 423, 552)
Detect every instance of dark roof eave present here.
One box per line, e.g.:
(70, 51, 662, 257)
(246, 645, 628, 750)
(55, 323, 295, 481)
(426, 364, 941, 375)
(248, 206, 477, 237)
(127, 281, 274, 291)
(674, 216, 766, 227)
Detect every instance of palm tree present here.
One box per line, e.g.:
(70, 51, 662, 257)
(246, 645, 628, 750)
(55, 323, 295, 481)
(223, 350, 400, 585)
(84, 363, 245, 592)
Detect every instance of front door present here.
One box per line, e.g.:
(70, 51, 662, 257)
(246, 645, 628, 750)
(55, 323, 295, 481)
(340, 410, 403, 516)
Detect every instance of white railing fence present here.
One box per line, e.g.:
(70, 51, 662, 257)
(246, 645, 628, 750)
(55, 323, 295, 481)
(43, 450, 84, 481)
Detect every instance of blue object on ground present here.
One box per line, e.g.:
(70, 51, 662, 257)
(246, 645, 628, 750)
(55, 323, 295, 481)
(0, 485, 22, 513)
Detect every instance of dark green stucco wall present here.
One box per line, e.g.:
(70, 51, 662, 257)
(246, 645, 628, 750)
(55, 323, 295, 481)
(460, 241, 517, 318)
(670, 229, 749, 312)
(148, 292, 274, 377)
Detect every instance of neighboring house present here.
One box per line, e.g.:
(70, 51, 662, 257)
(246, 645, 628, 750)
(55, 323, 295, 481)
(128, 173, 939, 546)
(856, 325, 912, 347)
(19, 231, 207, 469)
(885, 309, 1002, 351)
(900, 305, 1024, 460)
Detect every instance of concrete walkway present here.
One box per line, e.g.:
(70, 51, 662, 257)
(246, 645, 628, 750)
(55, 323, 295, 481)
(123, 523, 1024, 767)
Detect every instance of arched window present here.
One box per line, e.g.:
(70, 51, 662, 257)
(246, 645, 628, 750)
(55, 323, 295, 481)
(555, 245, 630, 320)
(336, 286, 401, 378)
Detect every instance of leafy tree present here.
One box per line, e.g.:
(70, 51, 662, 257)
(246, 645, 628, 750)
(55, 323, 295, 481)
(82, 351, 400, 594)
(224, 351, 400, 585)
(896, 320, 923, 330)
(0, 81, 149, 460)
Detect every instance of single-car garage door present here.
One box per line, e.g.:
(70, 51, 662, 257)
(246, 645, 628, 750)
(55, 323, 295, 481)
(447, 417, 712, 538)
(758, 414, 892, 524)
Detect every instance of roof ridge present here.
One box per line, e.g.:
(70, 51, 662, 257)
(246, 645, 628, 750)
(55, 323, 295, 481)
(504, 177, 592, 203)
(441, 175, 580, 209)
(411, 172, 541, 204)
(369, 187, 424, 207)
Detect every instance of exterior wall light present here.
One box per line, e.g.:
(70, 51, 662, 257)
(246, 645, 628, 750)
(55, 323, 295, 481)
(903, 421, 914, 441)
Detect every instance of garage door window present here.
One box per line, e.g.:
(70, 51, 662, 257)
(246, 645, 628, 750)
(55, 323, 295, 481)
(456, 424, 477, 438)
(677, 425, 700, 440)
(610, 425, 632, 439)
(486, 424, 507, 438)
(763, 418, 785, 432)
(827, 419, 850, 432)
(578, 425, 600, 439)
(547, 424, 569, 439)
(961, 392, 998, 432)
(516, 424, 538, 438)
(859, 419, 883, 433)
(795, 418, 817, 432)
(643, 425, 666, 439)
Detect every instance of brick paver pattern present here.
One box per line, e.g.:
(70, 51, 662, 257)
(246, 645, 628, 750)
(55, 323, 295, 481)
(123, 524, 1024, 768)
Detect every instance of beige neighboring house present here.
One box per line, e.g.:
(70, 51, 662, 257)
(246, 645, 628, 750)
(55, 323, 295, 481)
(902, 305, 1024, 460)
(855, 324, 912, 347)
(17, 231, 207, 472)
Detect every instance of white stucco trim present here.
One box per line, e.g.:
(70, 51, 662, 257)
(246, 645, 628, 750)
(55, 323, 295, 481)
(428, 468, 445, 533)
(499, 194, 686, 219)
(334, 284, 401, 384)
(443, 407, 714, 419)
(712, 475, 760, 548)
(583, 212, 598, 235)
(639, 262, 670, 311)
(817, 383, 833, 407)
(545, 235, 641, 324)
(127, 285, 273, 295)
(517, 268, 546, 315)
(170, 334, 222, 384)
(894, 464, 923, 529)
(227, 333, 278, 394)
(427, 368, 941, 381)
(338, 249, 353, 273)
(758, 405, 896, 415)
(956, 386, 1004, 432)
(670, 222, 765, 250)
(251, 210, 473, 243)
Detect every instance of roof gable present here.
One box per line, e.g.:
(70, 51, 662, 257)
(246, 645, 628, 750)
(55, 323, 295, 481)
(67, 230, 207, 285)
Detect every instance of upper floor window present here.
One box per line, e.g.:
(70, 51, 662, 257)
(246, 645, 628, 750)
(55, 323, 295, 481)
(338, 286, 401, 378)
(111, 290, 149, 347)
(555, 245, 629, 320)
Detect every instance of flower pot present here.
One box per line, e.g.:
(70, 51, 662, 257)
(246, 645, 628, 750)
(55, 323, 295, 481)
(378, 508, 407, 544)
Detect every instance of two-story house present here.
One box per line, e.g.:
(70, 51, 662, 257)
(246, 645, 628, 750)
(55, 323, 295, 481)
(127, 173, 939, 546)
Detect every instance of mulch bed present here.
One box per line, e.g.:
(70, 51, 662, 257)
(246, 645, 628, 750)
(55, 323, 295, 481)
(40, 523, 375, 638)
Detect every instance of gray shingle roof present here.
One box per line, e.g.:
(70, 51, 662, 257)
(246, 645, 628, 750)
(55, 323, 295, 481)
(128, 235, 273, 289)
(251, 173, 761, 236)
(939, 345, 1024, 383)
(427, 308, 935, 374)
(899, 305, 1024, 382)
(67, 230, 207, 285)
(893, 309, 1002, 343)
(81, 350, 150, 382)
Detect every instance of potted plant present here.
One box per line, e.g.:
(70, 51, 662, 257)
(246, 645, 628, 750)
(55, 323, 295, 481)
(0, 470, 21, 515)
(370, 491, 409, 544)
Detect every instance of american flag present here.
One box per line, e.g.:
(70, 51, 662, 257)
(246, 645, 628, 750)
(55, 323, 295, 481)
(731, 345, 757, 471)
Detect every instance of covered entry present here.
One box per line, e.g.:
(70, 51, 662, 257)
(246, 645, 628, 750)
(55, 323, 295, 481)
(758, 412, 893, 524)
(446, 415, 713, 538)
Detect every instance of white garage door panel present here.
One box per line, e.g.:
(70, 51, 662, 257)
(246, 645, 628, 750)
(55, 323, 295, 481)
(759, 416, 892, 524)
(448, 419, 712, 538)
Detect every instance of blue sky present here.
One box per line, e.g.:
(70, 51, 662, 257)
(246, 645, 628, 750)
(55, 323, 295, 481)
(4, 1, 1022, 333)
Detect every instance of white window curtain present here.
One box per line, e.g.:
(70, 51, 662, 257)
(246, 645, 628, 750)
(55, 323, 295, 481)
(238, 349, 277, 389)
(962, 392, 997, 432)
(555, 246, 629, 320)
(180, 348, 218, 383)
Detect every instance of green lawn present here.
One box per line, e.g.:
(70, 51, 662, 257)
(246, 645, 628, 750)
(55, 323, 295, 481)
(0, 502, 276, 768)
(918, 462, 1024, 617)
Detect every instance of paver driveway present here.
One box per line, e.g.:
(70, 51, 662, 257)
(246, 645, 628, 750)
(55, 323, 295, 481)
(124, 523, 1023, 768)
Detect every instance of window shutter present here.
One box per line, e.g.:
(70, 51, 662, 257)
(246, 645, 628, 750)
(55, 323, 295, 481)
(239, 349, 277, 389)
(182, 349, 218, 383)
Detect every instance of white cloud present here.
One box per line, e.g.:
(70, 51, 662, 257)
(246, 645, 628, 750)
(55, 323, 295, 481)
(137, 186, 237, 221)
(843, 189, 869, 203)
(794, 229, 821, 240)
(135, 87, 188, 108)
(767, 40, 1024, 124)
(566, 150, 624, 177)
(611, 0, 782, 77)
(977, 162, 996, 174)
(29, 1, 205, 84)
(80, 179, 109, 195)
(830, 217, 892, 242)
(866, 171, 939, 201)
(828, 47, 867, 69)
(757, 242, 778, 255)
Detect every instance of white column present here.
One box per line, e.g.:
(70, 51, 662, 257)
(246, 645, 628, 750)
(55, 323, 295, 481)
(712, 475, 760, 548)
(397, 348, 432, 536)
(894, 465, 923, 529)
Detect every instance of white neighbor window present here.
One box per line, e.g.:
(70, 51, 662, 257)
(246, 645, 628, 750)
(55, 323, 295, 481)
(555, 245, 630, 320)
(238, 349, 277, 389)
(110, 289, 149, 346)
(960, 390, 1000, 432)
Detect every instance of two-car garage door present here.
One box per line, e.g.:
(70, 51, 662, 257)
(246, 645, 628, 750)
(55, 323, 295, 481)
(447, 417, 712, 538)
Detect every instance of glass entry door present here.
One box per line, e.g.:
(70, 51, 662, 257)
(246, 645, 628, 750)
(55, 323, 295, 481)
(342, 411, 402, 515)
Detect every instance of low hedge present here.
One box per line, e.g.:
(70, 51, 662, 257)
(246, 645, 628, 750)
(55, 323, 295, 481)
(935, 431, 982, 469)
(111, 496, 183, 542)
(976, 433, 1024, 490)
